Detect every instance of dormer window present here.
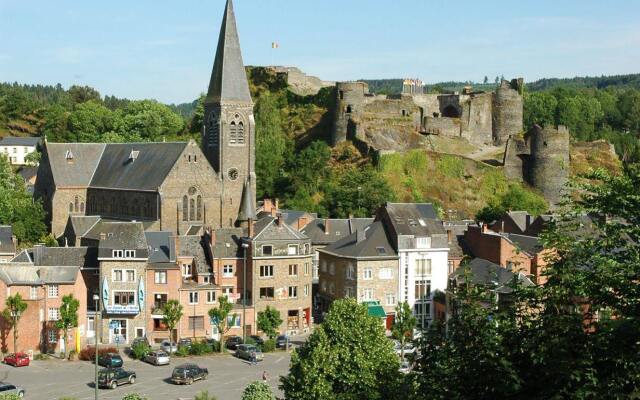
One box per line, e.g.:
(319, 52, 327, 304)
(112, 250, 123, 258)
(129, 150, 139, 162)
(416, 237, 431, 249)
(262, 245, 273, 256)
(65, 150, 73, 160)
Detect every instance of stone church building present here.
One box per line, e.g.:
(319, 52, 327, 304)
(35, 0, 256, 238)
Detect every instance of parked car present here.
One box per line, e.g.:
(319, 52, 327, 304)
(248, 335, 265, 346)
(275, 335, 290, 349)
(178, 338, 192, 349)
(3, 353, 29, 367)
(171, 363, 208, 385)
(161, 340, 178, 353)
(98, 353, 123, 368)
(225, 335, 243, 350)
(98, 367, 136, 389)
(235, 344, 264, 362)
(0, 382, 25, 397)
(143, 350, 170, 366)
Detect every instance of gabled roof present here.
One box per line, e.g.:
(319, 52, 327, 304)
(452, 258, 534, 293)
(29, 246, 99, 269)
(69, 215, 102, 238)
(504, 233, 543, 255)
(0, 263, 79, 285)
(176, 235, 212, 274)
(0, 136, 41, 146)
(301, 218, 374, 245)
(90, 142, 187, 190)
(205, 0, 252, 104)
(0, 226, 15, 254)
(17, 166, 38, 181)
(253, 215, 307, 241)
(211, 228, 245, 258)
(145, 231, 173, 264)
(505, 211, 530, 233)
(44, 142, 105, 187)
(84, 221, 148, 258)
(381, 203, 440, 236)
(320, 221, 397, 260)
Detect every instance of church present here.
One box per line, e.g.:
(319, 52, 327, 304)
(35, 0, 256, 238)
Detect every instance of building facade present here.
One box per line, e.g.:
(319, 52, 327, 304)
(0, 137, 40, 165)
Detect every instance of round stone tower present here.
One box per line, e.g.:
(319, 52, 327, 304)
(331, 82, 367, 145)
(492, 79, 523, 145)
(526, 124, 570, 207)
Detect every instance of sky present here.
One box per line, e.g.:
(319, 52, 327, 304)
(1, 0, 639, 104)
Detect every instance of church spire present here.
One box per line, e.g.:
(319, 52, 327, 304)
(237, 176, 256, 223)
(205, 0, 252, 104)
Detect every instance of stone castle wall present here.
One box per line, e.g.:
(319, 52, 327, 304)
(527, 125, 570, 206)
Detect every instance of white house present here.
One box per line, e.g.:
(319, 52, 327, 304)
(0, 136, 41, 165)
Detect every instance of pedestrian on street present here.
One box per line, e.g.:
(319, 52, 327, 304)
(262, 370, 269, 381)
(250, 351, 257, 366)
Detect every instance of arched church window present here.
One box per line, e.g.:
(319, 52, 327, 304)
(74, 196, 79, 212)
(182, 196, 188, 221)
(237, 121, 245, 144)
(80, 202, 84, 213)
(196, 195, 202, 221)
(189, 198, 195, 221)
(230, 121, 237, 144)
(229, 114, 245, 146)
(207, 112, 219, 148)
(69, 203, 73, 213)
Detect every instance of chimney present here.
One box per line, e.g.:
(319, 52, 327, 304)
(297, 216, 310, 231)
(324, 218, 330, 235)
(248, 219, 255, 238)
(174, 235, 180, 259)
(501, 221, 505, 233)
(277, 213, 284, 226)
(275, 199, 279, 211)
(447, 229, 453, 244)
(356, 229, 366, 243)
(33, 244, 44, 265)
(480, 222, 488, 233)
(210, 228, 216, 247)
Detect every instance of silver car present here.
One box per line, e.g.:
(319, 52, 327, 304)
(144, 350, 170, 366)
(0, 382, 25, 398)
(161, 340, 178, 353)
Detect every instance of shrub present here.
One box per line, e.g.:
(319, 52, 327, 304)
(175, 346, 189, 357)
(195, 391, 218, 400)
(68, 350, 77, 361)
(34, 353, 49, 360)
(261, 339, 276, 353)
(241, 381, 275, 400)
(79, 346, 118, 361)
(130, 342, 150, 360)
(0, 395, 22, 400)
(121, 394, 147, 400)
(245, 336, 257, 345)
(207, 339, 220, 352)
(189, 341, 211, 356)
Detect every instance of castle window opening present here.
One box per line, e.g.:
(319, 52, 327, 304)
(442, 105, 460, 118)
(346, 105, 352, 114)
(402, 110, 406, 116)
(433, 112, 439, 118)
(339, 90, 344, 100)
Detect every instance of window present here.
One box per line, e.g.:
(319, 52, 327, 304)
(114, 291, 135, 305)
(362, 288, 373, 301)
(126, 270, 135, 282)
(203, 276, 210, 284)
(379, 268, 393, 280)
(112, 250, 124, 258)
(344, 287, 354, 298)
(113, 270, 123, 282)
(154, 271, 167, 284)
(414, 302, 431, 328)
(182, 263, 192, 278)
(48, 329, 57, 343)
(223, 287, 234, 296)
(262, 245, 273, 256)
(259, 287, 274, 299)
(329, 283, 335, 295)
(329, 263, 335, 276)
(125, 250, 136, 258)
(415, 279, 431, 302)
(304, 284, 309, 297)
(288, 264, 298, 276)
(87, 316, 95, 333)
(346, 264, 355, 280)
(207, 112, 219, 147)
(189, 291, 199, 304)
(48, 307, 60, 320)
(363, 268, 373, 280)
(206, 291, 216, 304)
(260, 265, 274, 278)
(183, 187, 202, 222)
(304, 263, 310, 276)
(288, 245, 298, 255)
(416, 237, 431, 248)
(48, 284, 59, 298)
(288, 286, 298, 298)
(30, 286, 38, 300)
(188, 316, 204, 330)
(386, 293, 397, 306)
(182, 196, 188, 221)
(223, 264, 234, 277)
(415, 259, 432, 276)
(227, 314, 241, 327)
(320, 260, 327, 273)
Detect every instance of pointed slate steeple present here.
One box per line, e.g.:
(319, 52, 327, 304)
(205, 0, 252, 104)
(237, 176, 256, 223)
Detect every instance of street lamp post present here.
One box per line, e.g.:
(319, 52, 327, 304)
(10, 310, 21, 354)
(241, 240, 249, 343)
(93, 294, 100, 400)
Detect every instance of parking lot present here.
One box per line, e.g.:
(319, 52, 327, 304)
(0, 351, 292, 400)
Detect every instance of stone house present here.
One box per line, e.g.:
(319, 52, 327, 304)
(0, 226, 16, 262)
(249, 214, 313, 335)
(317, 220, 399, 330)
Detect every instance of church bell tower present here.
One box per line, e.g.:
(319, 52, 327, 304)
(202, 0, 256, 228)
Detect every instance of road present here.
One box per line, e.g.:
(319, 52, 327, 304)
(0, 351, 292, 400)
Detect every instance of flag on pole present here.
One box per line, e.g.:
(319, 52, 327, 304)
(271, 42, 279, 49)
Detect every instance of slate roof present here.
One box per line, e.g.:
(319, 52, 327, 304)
(69, 216, 102, 238)
(0, 137, 41, 146)
(176, 235, 213, 274)
(0, 263, 79, 285)
(0, 226, 15, 255)
(504, 234, 543, 255)
(382, 203, 440, 236)
(145, 231, 173, 264)
(17, 166, 38, 181)
(11, 250, 31, 263)
(26, 246, 99, 269)
(211, 228, 245, 258)
(237, 178, 257, 222)
(505, 211, 530, 233)
(83, 221, 148, 258)
(301, 218, 374, 245)
(452, 258, 534, 293)
(43, 142, 105, 187)
(253, 215, 307, 241)
(205, 0, 253, 104)
(90, 142, 186, 190)
(320, 221, 397, 259)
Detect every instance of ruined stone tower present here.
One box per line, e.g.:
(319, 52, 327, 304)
(492, 79, 524, 145)
(527, 125, 570, 207)
(331, 82, 368, 145)
(202, 0, 256, 228)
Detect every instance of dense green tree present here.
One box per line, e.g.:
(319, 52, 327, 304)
(56, 294, 80, 358)
(255, 92, 289, 198)
(3, 293, 28, 353)
(0, 155, 47, 243)
(242, 381, 275, 400)
(68, 85, 101, 104)
(208, 295, 236, 353)
(324, 166, 395, 218)
(115, 100, 184, 141)
(391, 302, 416, 361)
(280, 299, 401, 400)
(523, 91, 558, 128)
(41, 104, 70, 141)
(189, 95, 205, 134)
(287, 141, 332, 194)
(257, 306, 282, 340)
(476, 183, 548, 222)
(67, 100, 116, 142)
(161, 300, 183, 349)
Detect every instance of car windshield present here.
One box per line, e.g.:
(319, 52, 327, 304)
(157, 351, 168, 357)
(173, 368, 186, 375)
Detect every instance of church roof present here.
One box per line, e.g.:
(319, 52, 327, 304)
(205, 0, 252, 104)
(44, 142, 106, 187)
(90, 142, 187, 190)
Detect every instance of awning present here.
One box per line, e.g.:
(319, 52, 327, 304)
(366, 304, 387, 318)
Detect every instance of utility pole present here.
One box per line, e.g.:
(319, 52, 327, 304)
(242, 240, 249, 343)
(93, 294, 100, 400)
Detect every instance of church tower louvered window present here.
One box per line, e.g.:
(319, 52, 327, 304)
(207, 112, 219, 148)
(229, 114, 245, 145)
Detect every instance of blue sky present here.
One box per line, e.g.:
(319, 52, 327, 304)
(1, 0, 638, 104)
